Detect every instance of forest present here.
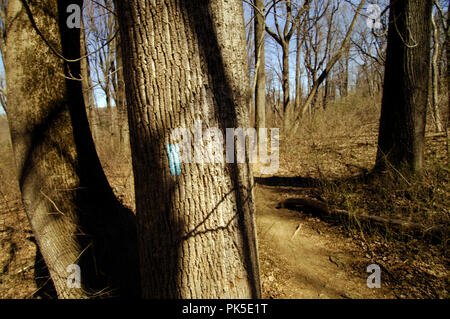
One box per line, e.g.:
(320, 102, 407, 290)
(0, 0, 448, 300)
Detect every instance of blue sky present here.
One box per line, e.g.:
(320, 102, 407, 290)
(0, 0, 385, 115)
(243, 0, 369, 98)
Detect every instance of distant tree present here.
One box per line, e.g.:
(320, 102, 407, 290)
(375, 0, 433, 173)
(430, 11, 443, 133)
(254, 0, 266, 137)
(301, 0, 339, 111)
(352, 13, 387, 99)
(80, 19, 98, 140)
(297, 0, 366, 120)
(110, 25, 129, 150)
(5, 0, 139, 298)
(84, 0, 116, 134)
(265, 0, 311, 128)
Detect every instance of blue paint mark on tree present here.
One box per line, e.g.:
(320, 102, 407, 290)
(167, 144, 182, 176)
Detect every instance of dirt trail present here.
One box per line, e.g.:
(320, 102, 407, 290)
(255, 184, 394, 299)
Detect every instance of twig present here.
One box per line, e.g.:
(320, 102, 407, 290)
(290, 223, 302, 241)
(40, 190, 65, 216)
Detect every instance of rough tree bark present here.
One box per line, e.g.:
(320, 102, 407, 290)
(375, 0, 433, 173)
(6, 0, 139, 298)
(114, 0, 261, 298)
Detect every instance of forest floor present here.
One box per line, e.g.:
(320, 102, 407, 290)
(255, 176, 447, 299)
(256, 183, 392, 299)
(0, 95, 448, 299)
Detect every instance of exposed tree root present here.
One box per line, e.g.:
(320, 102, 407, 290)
(277, 197, 447, 243)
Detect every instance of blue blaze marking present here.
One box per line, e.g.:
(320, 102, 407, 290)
(167, 144, 182, 176)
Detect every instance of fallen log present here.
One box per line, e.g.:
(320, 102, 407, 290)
(276, 198, 448, 243)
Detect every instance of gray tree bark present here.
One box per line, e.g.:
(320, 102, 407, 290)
(375, 0, 433, 173)
(5, 0, 139, 298)
(114, 0, 261, 298)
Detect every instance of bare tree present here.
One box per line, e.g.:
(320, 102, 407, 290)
(433, 0, 449, 131)
(352, 16, 387, 99)
(265, 0, 311, 128)
(430, 10, 444, 132)
(80, 17, 98, 140)
(84, 0, 116, 135)
(295, 22, 303, 110)
(110, 28, 129, 151)
(301, 0, 337, 111)
(291, 0, 366, 131)
(375, 0, 434, 173)
(322, 2, 341, 109)
(254, 0, 266, 138)
(5, 0, 139, 298)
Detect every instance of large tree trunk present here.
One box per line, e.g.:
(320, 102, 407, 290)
(5, 0, 139, 298)
(375, 0, 433, 173)
(254, 0, 266, 135)
(115, 0, 261, 298)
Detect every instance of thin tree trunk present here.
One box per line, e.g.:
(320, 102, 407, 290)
(375, 0, 433, 173)
(430, 13, 443, 133)
(80, 20, 98, 141)
(105, 77, 113, 136)
(310, 74, 319, 111)
(342, 45, 350, 97)
(113, 30, 129, 152)
(115, 0, 261, 298)
(254, 0, 266, 146)
(5, 0, 139, 298)
(282, 40, 292, 128)
(323, 78, 329, 110)
(295, 23, 302, 111)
